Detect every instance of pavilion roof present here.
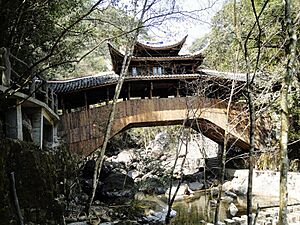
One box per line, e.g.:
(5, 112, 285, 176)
(108, 42, 204, 74)
(133, 35, 188, 56)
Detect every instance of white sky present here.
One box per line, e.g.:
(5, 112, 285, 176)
(143, 0, 226, 49)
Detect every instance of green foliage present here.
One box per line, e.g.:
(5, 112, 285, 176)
(0, 1, 148, 80)
(191, 0, 300, 147)
(191, 0, 293, 72)
(256, 150, 280, 170)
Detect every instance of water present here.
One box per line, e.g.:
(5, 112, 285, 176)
(171, 191, 231, 224)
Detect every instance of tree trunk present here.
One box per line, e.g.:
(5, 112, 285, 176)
(279, 0, 297, 223)
(84, 0, 148, 214)
(10, 172, 24, 225)
(214, 80, 235, 224)
(165, 127, 189, 224)
(246, 74, 255, 225)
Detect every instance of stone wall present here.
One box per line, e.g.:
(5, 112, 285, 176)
(225, 169, 300, 201)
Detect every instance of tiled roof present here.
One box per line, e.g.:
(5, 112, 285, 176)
(48, 72, 118, 93)
(134, 35, 187, 51)
(131, 53, 204, 61)
(48, 70, 247, 94)
(199, 69, 248, 82)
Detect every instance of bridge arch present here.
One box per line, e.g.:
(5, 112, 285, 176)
(59, 96, 252, 156)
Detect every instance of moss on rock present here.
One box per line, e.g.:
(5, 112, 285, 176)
(0, 139, 75, 224)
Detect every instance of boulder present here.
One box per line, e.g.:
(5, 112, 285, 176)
(228, 203, 238, 217)
(128, 170, 142, 180)
(112, 150, 135, 165)
(139, 177, 166, 195)
(209, 199, 217, 207)
(100, 173, 135, 198)
(225, 190, 237, 198)
(222, 181, 233, 192)
(82, 160, 96, 179)
(165, 183, 194, 200)
(144, 206, 176, 223)
(221, 196, 233, 204)
(68, 222, 89, 225)
(188, 181, 204, 191)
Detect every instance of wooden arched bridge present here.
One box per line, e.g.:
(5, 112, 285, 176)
(48, 39, 268, 155)
(0, 39, 269, 154)
(49, 71, 268, 156)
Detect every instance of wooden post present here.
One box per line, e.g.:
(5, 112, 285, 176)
(50, 89, 54, 110)
(149, 82, 153, 99)
(106, 87, 109, 105)
(176, 81, 180, 97)
(84, 92, 88, 110)
(127, 83, 131, 100)
(54, 94, 58, 113)
(61, 96, 66, 114)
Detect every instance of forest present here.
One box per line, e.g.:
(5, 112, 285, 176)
(0, 0, 299, 224)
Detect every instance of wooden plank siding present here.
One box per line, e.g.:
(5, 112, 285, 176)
(58, 96, 269, 156)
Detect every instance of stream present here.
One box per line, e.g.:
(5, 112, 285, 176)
(170, 191, 236, 224)
(138, 190, 240, 224)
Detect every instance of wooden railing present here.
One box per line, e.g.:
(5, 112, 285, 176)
(0, 75, 58, 114)
(27, 79, 58, 113)
(0, 47, 58, 114)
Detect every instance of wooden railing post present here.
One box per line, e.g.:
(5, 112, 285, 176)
(50, 88, 54, 110)
(106, 87, 109, 105)
(176, 81, 180, 97)
(44, 83, 49, 106)
(53, 93, 58, 113)
(149, 82, 153, 99)
(61, 97, 66, 114)
(84, 92, 88, 110)
(127, 83, 131, 100)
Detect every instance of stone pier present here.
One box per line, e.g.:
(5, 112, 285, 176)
(5, 101, 23, 140)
